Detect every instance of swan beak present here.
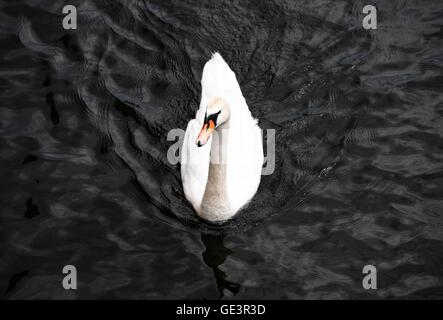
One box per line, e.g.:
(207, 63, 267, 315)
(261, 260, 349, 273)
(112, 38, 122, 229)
(196, 120, 215, 147)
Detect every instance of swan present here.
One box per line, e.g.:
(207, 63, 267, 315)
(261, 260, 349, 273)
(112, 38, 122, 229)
(180, 53, 264, 222)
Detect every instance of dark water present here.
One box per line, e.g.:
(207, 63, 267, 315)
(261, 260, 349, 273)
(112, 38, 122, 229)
(1, 0, 443, 299)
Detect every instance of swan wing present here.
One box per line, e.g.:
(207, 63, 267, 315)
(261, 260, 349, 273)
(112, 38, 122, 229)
(180, 114, 210, 213)
(226, 103, 264, 213)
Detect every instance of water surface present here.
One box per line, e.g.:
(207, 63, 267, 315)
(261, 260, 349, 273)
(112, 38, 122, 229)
(1, 0, 443, 299)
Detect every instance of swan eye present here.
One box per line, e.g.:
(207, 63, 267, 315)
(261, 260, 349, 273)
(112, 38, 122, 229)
(204, 110, 221, 126)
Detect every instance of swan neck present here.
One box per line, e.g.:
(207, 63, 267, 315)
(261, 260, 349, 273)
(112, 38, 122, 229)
(200, 120, 231, 220)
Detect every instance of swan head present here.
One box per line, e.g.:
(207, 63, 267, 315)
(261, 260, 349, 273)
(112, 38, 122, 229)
(196, 97, 230, 147)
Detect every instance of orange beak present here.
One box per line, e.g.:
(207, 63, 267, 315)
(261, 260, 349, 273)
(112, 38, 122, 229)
(196, 120, 215, 147)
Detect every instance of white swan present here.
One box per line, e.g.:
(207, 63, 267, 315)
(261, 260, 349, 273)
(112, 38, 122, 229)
(181, 53, 264, 222)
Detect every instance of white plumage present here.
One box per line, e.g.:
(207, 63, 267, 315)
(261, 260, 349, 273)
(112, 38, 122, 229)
(181, 53, 263, 221)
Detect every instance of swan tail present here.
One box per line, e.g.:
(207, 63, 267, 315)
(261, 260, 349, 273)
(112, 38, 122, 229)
(201, 52, 240, 99)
